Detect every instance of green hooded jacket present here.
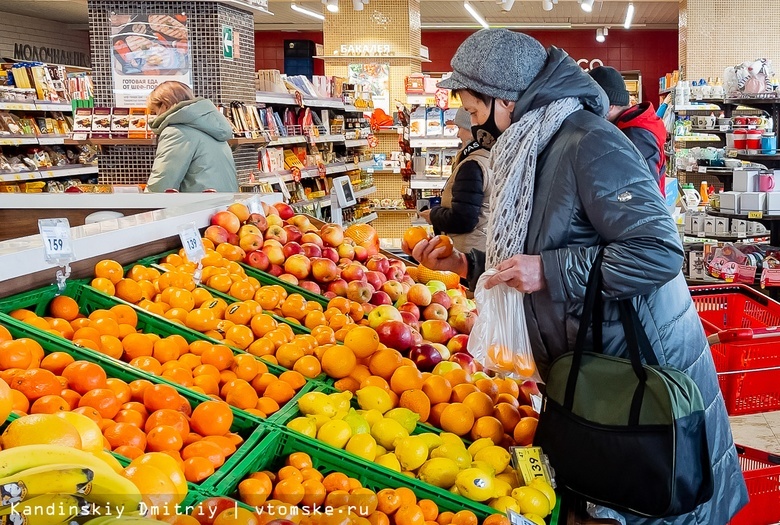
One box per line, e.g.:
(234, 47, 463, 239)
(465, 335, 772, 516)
(147, 98, 238, 192)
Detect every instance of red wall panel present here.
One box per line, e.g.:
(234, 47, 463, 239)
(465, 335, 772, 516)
(254, 31, 325, 76)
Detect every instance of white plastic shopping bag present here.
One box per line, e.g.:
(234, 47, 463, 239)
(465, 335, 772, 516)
(467, 269, 543, 383)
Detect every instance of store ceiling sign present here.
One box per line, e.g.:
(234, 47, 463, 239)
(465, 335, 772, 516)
(577, 58, 605, 72)
(13, 44, 90, 68)
(336, 44, 394, 57)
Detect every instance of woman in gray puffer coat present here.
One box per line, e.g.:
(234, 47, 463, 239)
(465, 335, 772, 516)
(407, 29, 747, 525)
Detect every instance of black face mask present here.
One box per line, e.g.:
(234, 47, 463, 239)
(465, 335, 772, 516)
(471, 98, 502, 150)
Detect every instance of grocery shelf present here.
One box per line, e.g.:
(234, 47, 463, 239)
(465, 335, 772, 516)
(675, 104, 722, 111)
(0, 101, 72, 111)
(354, 186, 377, 199)
(325, 162, 347, 175)
(374, 208, 415, 213)
(0, 164, 98, 182)
(267, 135, 307, 147)
(735, 153, 780, 161)
(63, 137, 157, 146)
(308, 134, 345, 144)
(255, 91, 346, 110)
(410, 178, 447, 190)
(347, 212, 378, 225)
(690, 128, 728, 134)
(344, 138, 369, 148)
(0, 136, 39, 145)
(684, 232, 769, 242)
(367, 167, 401, 174)
(410, 137, 461, 148)
(345, 160, 377, 171)
(291, 194, 331, 207)
(36, 135, 71, 145)
(227, 136, 267, 146)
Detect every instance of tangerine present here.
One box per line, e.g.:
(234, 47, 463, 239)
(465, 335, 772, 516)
(49, 296, 79, 321)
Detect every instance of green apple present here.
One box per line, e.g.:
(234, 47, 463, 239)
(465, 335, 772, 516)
(446, 288, 465, 299)
(394, 293, 408, 308)
(433, 361, 462, 375)
(426, 280, 447, 294)
(367, 304, 403, 329)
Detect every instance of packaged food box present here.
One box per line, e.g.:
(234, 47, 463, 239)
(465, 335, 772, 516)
(426, 107, 443, 136)
(91, 107, 111, 138)
(111, 108, 130, 138)
(410, 106, 426, 137)
(443, 108, 459, 137)
(72, 108, 93, 136)
(442, 149, 458, 176)
(128, 108, 148, 139)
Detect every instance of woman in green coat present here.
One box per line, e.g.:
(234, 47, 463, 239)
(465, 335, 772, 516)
(146, 81, 238, 192)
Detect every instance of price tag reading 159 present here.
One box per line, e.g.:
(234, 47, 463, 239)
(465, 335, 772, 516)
(38, 218, 75, 264)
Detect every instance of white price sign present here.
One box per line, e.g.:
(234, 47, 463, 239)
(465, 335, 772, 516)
(698, 166, 707, 173)
(247, 196, 265, 216)
(38, 219, 74, 264)
(178, 223, 205, 264)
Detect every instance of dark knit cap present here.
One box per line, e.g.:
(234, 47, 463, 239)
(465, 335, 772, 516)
(588, 66, 630, 107)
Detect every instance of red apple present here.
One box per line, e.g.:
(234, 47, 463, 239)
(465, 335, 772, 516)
(238, 224, 261, 238)
(268, 263, 284, 277)
(423, 303, 449, 322)
(410, 328, 424, 347)
(518, 380, 541, 405)
(266, 215, 284, 227)
(283, 225, 303, 244)
(408, 283, 432, 307)
(420, 319, 455, 344)
(273, 202, 294, 220)
(431, 291, 452, 310)
(338, 257, 354, 266)
(320, 223, 345, 247)
(192, 497, 235, 524)
(210, 211, 240, 234)
(381, 281, 404, 302)
(347, 280, 374, 303)
(447, 334, 470, 355)
(204, 225, 229, 245)
(265, 225, 288, 244)
(361, 302, 375, 314)
(341, 263, 366, 283)
(409, 343, 443, 372)
(239, 234, 263, 252)
(353, 246, 369, 262)
(389, 259, 406, 270)
(337, 243, 355, 260)
(398, 302, 420, 320)
(450, 310, 478, 335)
(301, 232, 324, 248)
(376, 320, 413, 351)
(450, 352, 477, 374)
(431, 343, 450, 361)
(402, 275, 416, 287)
(385, 266, 405, 282)
(226, 233, 239, 246)
(244, 250, 270, 271)
(284, 254, 311, 280)
(288, 214, 313, 231)
(263, 239, 283, 249)
(246, 213, 268, 232)
(279, 273, 299, 285)
(323, 291, 337, 300)
(367, 255, 390, 274)
(399, 311, 420, 331)
(301, 243, 323, 259)
(367, 304, 403, 329)
(298, 281, 322, 294)
(322, 246, 339, 263)
(328, 279, 348, 297)
(371, 291, 393, 306)
(311, 258, 339, 283)
(282, 241, 303, 258)
(262, 245, 285, 266)
(263, 202, 279, 216)
(266, 520, 297, 525)
(366, 270, 386, 291)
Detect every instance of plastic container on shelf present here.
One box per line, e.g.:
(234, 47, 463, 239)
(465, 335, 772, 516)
(689, 284, 780, 415)
(0, 313, 270, 494)
(728, 444, 780, 525)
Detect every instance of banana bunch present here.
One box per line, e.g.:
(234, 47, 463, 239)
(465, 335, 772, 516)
(0, 445, 143, 522)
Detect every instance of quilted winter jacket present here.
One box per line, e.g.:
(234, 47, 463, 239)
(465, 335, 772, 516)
(147, 99, 238, 193)
(468, 48, 747, 524)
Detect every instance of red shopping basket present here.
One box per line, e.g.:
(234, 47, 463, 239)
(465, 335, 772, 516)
(729, 444, 780, 525)
(690, 284, 780, 415)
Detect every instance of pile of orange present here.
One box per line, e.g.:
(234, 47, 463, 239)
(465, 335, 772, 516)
(0, 326, 241, 483)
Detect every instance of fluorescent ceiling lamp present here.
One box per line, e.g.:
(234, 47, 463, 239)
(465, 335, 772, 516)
(464, 1, 490, 29)
(542, 0, 553, 10)
(353, 0, 363, 10)
(291, 3, 325, 20)
(581, 0, 595, 12)
(325, 0, 339, 13)
(624, 2, 634, 28)
(595, 27, 605, 42)
(499, 0, 516, 11)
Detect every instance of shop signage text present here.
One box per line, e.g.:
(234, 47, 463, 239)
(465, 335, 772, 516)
(577, 58, 604, 71)
(13, 43, 90, 68)
(336, 44, 394, 57)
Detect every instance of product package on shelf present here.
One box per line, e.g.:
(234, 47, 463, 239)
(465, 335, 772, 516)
(426, 107, 443, 136)
(410, 107, 425, 138)
(128, 108, 149, 139)
(110, 108, 130, 139)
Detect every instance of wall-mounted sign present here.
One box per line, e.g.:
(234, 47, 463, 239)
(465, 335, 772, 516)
(13, 44, 90, 68)
(222, 25, 234, 60)
(577, 58, 605, 72)
(109, 13, 192, 107)
(336, 44, 394, 57)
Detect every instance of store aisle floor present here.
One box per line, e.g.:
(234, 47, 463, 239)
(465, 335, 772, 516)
(730, 411, 780, 453)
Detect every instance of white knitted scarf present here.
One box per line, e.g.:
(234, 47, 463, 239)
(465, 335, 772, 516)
(485, 97, 583, 268)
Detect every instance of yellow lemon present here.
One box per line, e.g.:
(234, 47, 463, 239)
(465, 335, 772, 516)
(512, 486, 551, 518)
(317, 420, 352, 449)
(2, 414, 82, 449)
(345, 434, 378, 461)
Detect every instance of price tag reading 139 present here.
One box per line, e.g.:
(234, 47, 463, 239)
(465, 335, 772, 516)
(511, 446, 554, 486)
(38, 218, 75, 264)
(178, 223, 206, 264)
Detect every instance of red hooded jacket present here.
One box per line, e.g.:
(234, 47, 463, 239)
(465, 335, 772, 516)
(615, 102, 667, 196)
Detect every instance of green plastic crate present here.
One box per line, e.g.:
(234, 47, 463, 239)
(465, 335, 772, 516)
(239, 263, 329, 307)
(0, 282, 316, 427)
(0, 315, 265, 494)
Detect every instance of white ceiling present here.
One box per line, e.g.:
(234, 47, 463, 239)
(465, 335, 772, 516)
(0, 0, 679, 31)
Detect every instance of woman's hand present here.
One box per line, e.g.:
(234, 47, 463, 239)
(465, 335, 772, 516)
(485, 254, 547, 293)
(418, 209, 432, 224)
(402, 236, 468, 277)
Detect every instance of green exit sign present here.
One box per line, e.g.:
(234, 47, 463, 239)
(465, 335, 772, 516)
(222, 25, 234, 60)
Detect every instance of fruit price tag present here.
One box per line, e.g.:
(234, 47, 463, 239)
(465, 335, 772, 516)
(748, 211, 764, 219)
(727, 150, 739, 158)
(506, 511, 538, 525)
(698, 166, 707, 173)
(247, 196, 265, 216)
(511, 446, 553, 486)
(178, 223, 205, 264)
(720, 125, 730, 132)
(38, 218, 74, 264)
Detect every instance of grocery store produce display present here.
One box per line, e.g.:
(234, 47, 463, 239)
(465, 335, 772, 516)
(0, 202, 558, 524)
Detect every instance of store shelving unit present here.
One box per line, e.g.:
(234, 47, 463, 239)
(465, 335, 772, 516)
(0, 165, 98, 183)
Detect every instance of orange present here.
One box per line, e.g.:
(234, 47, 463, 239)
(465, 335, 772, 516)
(153, 338, 182, 364)
(185, 308, 218, 332)
(10, 368, 61, 400)
(321, 346, 356, 379)
(72, 326, 102, 346)
(437, 513, 454, 525)
(99, 335, 124, 359)
(231, 354, 260, 382)
(49, 296, 79, 321)
(278, 465, 304, 483)
(323, 472, 350, 492)
(496, 378, 520, 397)
(163, 367, 194, 387)
(390, 366, 425, 395)
(143, 384, 181, 412)
(114, 445, 145, 460)
(474, 379, 499, 401)
(30, 395, 69, 414)
(439, 403, 474, 436)
(450, 384, 478, 403)
(202, 435, 236, 457)
(395, 487, 417, 508)
(202, 345, 234, 371)
(225, 303, 253, 326)
(292, 355, 321, 379)
(462, 391, 493, 419)
(344, 326, 380, 358)
(91, 277, 116, 296)
(79, 389, 122, 419)
(275, 343, 304, 370)
(395, 505, 425, 525)
(104, 421, 147, 450)
(376, 489, 402, 515)
(311, 326, 336, 346)
(304, 311, 327, 330)
(229, 282, 255, 302)
(115, 279, 144, 303)
(0, 340, 33, 370)
(482, 516, 510, 525)
(470, 416, 504, 444)
(273, 478, 305, 505)
(9, 389, 29, 415)
(496, 393, 521, 409)
(123, 333, 154, 360)
(443, 369, 471, 387)
(264, 380, 295, 405)
(399, 390, 431, 423)
(115, 409, 146, 428)
(239, 476, 272, 507)
(513, 416, 538, 446)
(250, 314, 278, 339)
(493, 403, 522, 433)
(182, 440, 226, 468)
(369, 349, 404, 380)
(418, 500, 438, 522)
(183, 456, 215, 483)
(300, 479, 327, 508)
(95, 259, 124, 284)
(147, 425, 184, 452)
(226, 325, 254, 350)
(518, 404, 539, 418)
(145, 409, 190, 437)
(279, 370, 306, 390)
(48, 318, 75, 339)
(421, 375, 452, 405)
(325, 489, 350, 509)
(225, 380, 259, 410)
(285, 452, 312, 470)
(191, 400, 233, 436)
(403, 227, 429, 250)
(130, 356, 163, 376)
(59, 389, 82, 410)
(92, 317, 120, 338)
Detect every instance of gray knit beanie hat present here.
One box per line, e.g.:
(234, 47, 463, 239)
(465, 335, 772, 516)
(437, 29, 548, 101)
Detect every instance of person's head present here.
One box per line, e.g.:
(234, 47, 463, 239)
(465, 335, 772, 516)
(587, 66, 630, 122)
(438, 29, 548, 149)
(453, 107, 474, 144)
(147, 81, 194, 115)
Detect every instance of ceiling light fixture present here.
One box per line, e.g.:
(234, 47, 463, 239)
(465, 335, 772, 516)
(542, 0, 553, 10)
(464, 1, 490, 29)
(324, 0, 339, 13)
(498, 0, 516, 11)
(624, 2, 634, 29)
(581, 0, 595, 12)
(353, 0, 363, 10)
(595, 27, 605, 42)
(291, 3, 325, 20)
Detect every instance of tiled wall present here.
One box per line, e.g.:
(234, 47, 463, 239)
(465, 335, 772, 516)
(0, 11, 90, 67)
